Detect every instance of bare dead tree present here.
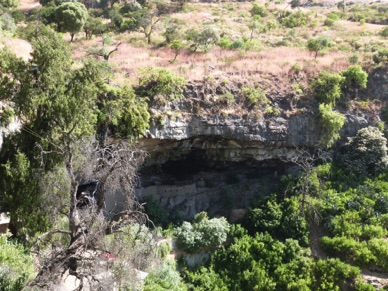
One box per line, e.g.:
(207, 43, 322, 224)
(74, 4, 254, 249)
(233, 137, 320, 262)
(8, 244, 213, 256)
(28, 135, 151, 289)
(87, 35, 122, 61)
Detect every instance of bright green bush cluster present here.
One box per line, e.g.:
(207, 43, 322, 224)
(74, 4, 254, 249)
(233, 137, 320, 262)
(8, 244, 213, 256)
(0, 232, 35, 290)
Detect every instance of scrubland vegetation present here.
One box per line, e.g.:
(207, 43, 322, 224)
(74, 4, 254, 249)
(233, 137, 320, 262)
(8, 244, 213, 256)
(0, 0, 388, 289)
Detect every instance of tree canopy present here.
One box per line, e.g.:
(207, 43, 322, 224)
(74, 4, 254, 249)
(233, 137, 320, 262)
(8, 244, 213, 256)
(55, 2, 88, 41)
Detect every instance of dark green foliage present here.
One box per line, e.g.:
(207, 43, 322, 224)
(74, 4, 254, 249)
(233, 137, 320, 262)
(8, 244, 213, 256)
(97, 85, 150, 140)
(244, 196, 309, 246)
(55, 2, 88, 41)
(311, 258, 360, 291)
(340, 65, 368, 91)
(318, 104, 345, 146)
(340, 126, 388, 177)
(245, 197, 282, 234)
(143, 196, 169, 226)
(373, 48, 388, 64)
(310, 72, 344, 105)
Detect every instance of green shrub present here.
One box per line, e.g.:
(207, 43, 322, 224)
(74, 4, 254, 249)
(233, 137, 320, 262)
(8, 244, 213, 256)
(136, 67, 186, 101)
(250, 2, 267, 17)
(318, 103, 345, 146)
(341, 65, 368, 91)
(340, 126, 388, 177)
(144, 263, 186, 290)
(368, 238, 388, 269)
(175, 212, 230, 252)
(380, 26, 388, 37)
(241, 86, 267, 107)
(373, 48, 388, 64)
(281, 11, 310, 28)
(0, 232, 35, 290)
(185, 26, 220, 52)
(312, 258, 360, 291)
(310, 72, 344, 105)
(246, 199, 282, 234)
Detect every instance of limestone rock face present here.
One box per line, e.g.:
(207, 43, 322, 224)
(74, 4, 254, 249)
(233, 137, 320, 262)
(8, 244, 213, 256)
(141, 112, 369, 163)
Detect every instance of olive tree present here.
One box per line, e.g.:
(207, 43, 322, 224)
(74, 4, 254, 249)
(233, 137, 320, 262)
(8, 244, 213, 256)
(307, 36, 330, 59)
(55, 2, 88, 41)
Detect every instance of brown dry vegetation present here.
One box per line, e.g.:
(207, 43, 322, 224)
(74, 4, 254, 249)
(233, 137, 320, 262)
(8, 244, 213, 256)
(65, 0, 388, 89)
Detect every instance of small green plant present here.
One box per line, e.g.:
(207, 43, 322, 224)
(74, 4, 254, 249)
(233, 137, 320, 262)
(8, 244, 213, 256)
(241, 86, 267, 107)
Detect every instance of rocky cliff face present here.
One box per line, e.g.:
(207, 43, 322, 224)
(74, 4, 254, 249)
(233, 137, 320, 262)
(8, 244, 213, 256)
(136, 71, 379, 219)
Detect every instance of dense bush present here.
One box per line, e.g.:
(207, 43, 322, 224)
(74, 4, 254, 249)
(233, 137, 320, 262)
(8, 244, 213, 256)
(281, 11, 310, 28)
(175, 212, 230, 252)
(310, 72, 344, 105)
(340, 126, 388, 177)
(136, 67, 186, 102)
(340, 65, 368, 91)
(318, 103, 345, 146)
(0, 232, 35, 290)
(373, 48, 388, 64)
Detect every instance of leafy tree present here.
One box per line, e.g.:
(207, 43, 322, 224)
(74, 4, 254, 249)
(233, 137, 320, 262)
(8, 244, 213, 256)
(250, 2, 267, 17)
(340, 126, 388, 177)
(337, 1, 345, 12)
(248, 15, 262, 40)
(310, 72, 344, 105)
(170, 39, 183, 62)
(83, 16, 106, 39)
(55, 2, 88, 41)
(186, 26, 220, 52)
(0, 27, 151, 287)
(307, 36, 330, 59)
(318, 103, 345, 146)
(340, 65, 368, 91)
(175, 212, 230, 252)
